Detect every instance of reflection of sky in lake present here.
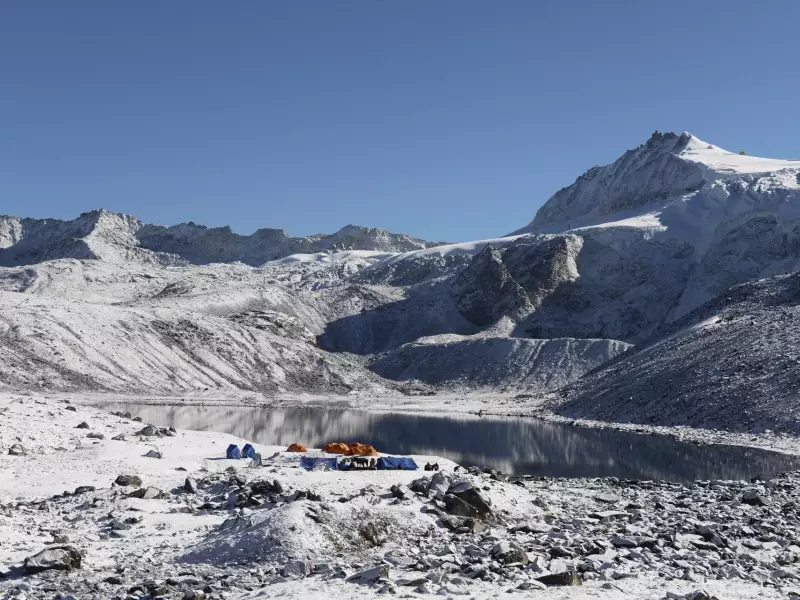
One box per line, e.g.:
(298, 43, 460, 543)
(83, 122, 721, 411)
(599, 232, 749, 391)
(97, 404, 800, 483)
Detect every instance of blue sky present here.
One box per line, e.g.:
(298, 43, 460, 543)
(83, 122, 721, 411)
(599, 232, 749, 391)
(2, 1, 799, 242)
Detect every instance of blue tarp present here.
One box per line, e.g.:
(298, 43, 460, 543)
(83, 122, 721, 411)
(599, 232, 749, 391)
(241, 443, 256, 459)
(226, 444, 241, 459)
(376, 456, 419, 470)
(301, 457, 339, 471)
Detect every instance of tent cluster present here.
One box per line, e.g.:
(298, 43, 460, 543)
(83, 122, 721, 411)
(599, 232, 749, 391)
(223, 441, 418, 472)
(322, 442, 378, 456)
(226, 443, 257, 460)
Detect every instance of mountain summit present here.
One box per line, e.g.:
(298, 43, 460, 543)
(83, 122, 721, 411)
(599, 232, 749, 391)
(518, 131, 800, 233)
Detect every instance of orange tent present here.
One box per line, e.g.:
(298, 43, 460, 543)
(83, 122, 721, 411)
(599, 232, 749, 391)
(347, 442, 379, 457)
(324, 442, 350, 454)
(286, 443, 307, 452)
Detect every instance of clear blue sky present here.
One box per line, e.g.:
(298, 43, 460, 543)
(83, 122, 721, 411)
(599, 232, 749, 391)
(2, 1, 799, 242)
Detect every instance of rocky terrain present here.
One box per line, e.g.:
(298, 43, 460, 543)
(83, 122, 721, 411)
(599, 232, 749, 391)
(2, 395, 799, 600)
(554, 271, 800, 434)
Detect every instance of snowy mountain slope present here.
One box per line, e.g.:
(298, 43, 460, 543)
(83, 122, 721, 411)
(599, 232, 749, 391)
(0, 210, 441, 267)
(553, 272, 800, 434)
(371, 334, 630, 390)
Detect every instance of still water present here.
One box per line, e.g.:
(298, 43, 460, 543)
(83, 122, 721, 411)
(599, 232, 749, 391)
(97, 403, 800, 483)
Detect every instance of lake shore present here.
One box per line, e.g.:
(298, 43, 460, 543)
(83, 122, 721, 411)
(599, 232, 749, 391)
(2, 392, 800, 599)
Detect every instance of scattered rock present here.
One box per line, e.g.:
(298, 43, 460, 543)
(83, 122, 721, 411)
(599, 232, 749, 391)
(115, 474, 143, 487)
(143, 449, 163, 459)
(742, 489, 769, 506)
(346, 564, 389, 585)
(446, 480, 492, 517)
(86, 432, 105, 440)
(73, 485, 96, 495)
(65, 405, 77, 412)
(594, 493, 621, 504)
(137, 424, 159, 436)
(8, 443, 27, 456)
(536, 570, 582, 586)
(185, 477, 198, 494)
(111, 433, 126, 441)
(75, 422, 90, 429)
(23, 546, 82, 574)
(282, 560, 310, 579)
(128, 486, 165, 499)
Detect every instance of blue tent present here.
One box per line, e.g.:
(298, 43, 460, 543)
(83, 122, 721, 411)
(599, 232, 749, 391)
(241, 443, 256, 459)
(376, 456, 419, 470)
(226, 444, 241, 459)
(301, 456, 339, 471)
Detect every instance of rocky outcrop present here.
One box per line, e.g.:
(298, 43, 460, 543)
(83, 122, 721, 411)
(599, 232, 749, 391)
(0, 210, 440, 267)
(525, 132, 705, 228)
(451, 244, 532, 326)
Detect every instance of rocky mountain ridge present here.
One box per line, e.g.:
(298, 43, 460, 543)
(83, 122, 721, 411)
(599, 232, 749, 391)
(0, 210, 441, 267)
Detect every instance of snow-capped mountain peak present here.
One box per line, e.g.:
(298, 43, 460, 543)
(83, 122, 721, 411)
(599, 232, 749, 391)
(519, 131, 800, 233)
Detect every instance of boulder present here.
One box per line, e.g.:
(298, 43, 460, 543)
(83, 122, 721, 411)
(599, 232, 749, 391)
(128, 486, 164, 500)
(185, 477, 198, 494)
(346, 564, 390, 585)
(428, 471, 454, 499)
(23, 546, 82, 574)
(447, 480, 492, 516)
(136, 425, 159, 436)
(282, 560, 311, 579)
(444, 494, 481, 518)
(491, 541, 529, 565)
(742, 489, 769, 506)
(536, 570, 582, 586)
(115, 474, 143, 487)
(8, 443, 27, 456)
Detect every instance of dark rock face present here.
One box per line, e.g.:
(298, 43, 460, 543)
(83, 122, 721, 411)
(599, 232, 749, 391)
(451, 244, 531, 326)
(23, 546, 82, 574)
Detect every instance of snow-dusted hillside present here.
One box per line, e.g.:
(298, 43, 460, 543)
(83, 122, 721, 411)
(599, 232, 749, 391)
(553, 271, 800, 434)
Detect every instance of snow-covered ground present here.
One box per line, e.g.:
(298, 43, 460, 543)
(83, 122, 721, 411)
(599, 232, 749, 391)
(2, 394, 798, 600)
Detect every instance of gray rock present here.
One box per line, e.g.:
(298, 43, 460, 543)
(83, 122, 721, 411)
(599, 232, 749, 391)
(111, 433, 126, 441)
(611, 535, 638, 548)
(446, 480, 492, 517)
(536, 570, 582, 586)
(517, 580, 547, 590)
(346, 564, 390, 584)
(390, 484, 410, 500)
(428, 471, 454, 499)
(183, 592, 206, 600)
(492, 541, 529, 565)
(115, 474, 143, 487)
(8, 443, 27, 456)
(742, 489, 769, 506)
(185, 477, 198, 493)
(76, 422, 90, 429)
(282, 560, 310, 579)
(137, 424, 159, 436)
(128, 486, 164, 499)
(86, 432, 105, 440)
(23, 546, 82, 574)
(444, 493, 481, 518)
(594, 494, 621, 504)
(143, 449, 163, 459)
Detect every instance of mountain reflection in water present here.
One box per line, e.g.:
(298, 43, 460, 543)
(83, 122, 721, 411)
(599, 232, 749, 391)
(96, 404, 800, 483)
